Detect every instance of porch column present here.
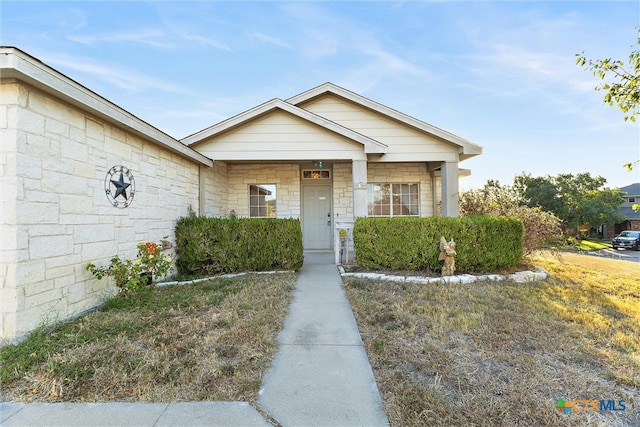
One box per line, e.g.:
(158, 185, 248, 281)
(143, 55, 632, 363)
(430, 170, 440, 216)
(441, 161, 459, 217)
(352, 160, 368, 218)
(198, 164, 206, 215)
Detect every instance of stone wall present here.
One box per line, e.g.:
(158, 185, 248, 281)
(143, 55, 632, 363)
(332, 163, 353, 220)
(201, 161, 228, 217)
(0, 81, 207, 342)
(227, 164, 301, 218)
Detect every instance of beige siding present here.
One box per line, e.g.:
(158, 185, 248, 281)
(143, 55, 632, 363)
(195, 111, 366, 161)
(300, 95, 459, 162)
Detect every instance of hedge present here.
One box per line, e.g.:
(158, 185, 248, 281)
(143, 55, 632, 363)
(174, 216, 303, 276)
(353, 216, 524, 273)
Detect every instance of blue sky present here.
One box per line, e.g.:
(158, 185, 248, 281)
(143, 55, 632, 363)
(2, 1, 639, 190)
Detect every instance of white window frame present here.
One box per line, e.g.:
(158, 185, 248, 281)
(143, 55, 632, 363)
(249, 184, 277, 218)
(367, 183, 420, 217)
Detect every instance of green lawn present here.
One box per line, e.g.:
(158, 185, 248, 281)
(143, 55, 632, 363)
(573, 239, 611, 251)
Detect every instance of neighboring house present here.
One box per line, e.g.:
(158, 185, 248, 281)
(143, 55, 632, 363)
(615, 183, 640, 233)
(0, 46, 482, 341)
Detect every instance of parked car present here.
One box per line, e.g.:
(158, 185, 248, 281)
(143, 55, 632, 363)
(611, 230, 640, 250)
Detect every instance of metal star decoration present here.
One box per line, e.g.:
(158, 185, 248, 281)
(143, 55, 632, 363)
(111, 171, 131, 200)
(104, 165, 135, 208)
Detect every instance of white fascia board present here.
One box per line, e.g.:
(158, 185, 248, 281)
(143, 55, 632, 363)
(182, 98, 387, 154)
(0, 47, 212, 167)
(287, 82, 483, 158)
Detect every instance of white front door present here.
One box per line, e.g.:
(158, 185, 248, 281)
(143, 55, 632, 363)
(303, 185, 332, 249)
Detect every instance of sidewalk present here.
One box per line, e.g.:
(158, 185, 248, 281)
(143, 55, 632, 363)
(0, 401, 269, 426)
(258, 251, 389, 426)
(1, 252, 388, 426)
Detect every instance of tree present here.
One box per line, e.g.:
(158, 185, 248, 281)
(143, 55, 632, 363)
(576, 27, 640, 181)
(459, 179, 520, 216)
(512, 174, 564, 218)
(576, 28, 640, 123)
(513, 172, 625, 234)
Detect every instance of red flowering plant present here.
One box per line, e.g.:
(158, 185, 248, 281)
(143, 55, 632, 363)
(86, 237, 173, 298)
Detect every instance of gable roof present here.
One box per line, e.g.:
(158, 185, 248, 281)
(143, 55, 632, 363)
(181, 98, 388, 154)
(0, 46, 212, 167)
(287, 83, 483, 160)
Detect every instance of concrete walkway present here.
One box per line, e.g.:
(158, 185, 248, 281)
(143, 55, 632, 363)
(1, 252, 389, 426)
(258, 252, 389, 426)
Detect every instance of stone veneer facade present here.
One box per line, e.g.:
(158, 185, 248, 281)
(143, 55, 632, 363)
(332, 163, 353, 220)
(226, 164, 301, 218)
(0, 81, 212, 342)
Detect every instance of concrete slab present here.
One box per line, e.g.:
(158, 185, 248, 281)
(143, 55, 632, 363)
(278, 300, 363, 345)
(259, 345, 388, 426)
(293, 283, 345, 303)
(0, 402, 23, 423)
(157, 402, 270, 426)
(0, 402, 269, 427)
(303, 251, 335, 265)
(0, 402, 168, 426)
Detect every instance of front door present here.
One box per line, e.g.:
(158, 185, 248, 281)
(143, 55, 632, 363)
(303, 185, 332, 249)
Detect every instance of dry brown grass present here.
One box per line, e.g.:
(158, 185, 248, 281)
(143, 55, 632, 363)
(345, 252, 639, 426)
(0, 273, 296, 404)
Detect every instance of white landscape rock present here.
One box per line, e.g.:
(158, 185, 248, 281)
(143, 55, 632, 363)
(340, 266, 548, 285)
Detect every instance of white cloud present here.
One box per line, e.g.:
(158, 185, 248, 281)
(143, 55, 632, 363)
(42, 53, 186, 94)
(67, 28, 230, 51)
(67, 29, 173, 49)
(248, 33, 292, 49)
(182, 34, 231, 51)
(276, 2, 428, 93)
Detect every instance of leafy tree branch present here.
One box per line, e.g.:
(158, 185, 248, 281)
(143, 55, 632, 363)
(576, 28, 640, 122)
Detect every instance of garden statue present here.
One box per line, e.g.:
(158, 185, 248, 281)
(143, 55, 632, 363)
(439, 237, 457, 276)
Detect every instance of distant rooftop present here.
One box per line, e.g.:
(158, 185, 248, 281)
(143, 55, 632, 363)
(619, 183, 640, 195)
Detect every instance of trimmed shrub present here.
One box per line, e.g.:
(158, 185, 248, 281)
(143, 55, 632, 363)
(460, 186, 563, 256)
(353, 216, 523, 273)
(175, 216, 303, 276)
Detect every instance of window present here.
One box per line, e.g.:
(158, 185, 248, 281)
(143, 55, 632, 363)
(302, 170, 331, 179)
(249, 184, 277, 217)
(629, 197, 636, 203)
(368, 183, 419, 216)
